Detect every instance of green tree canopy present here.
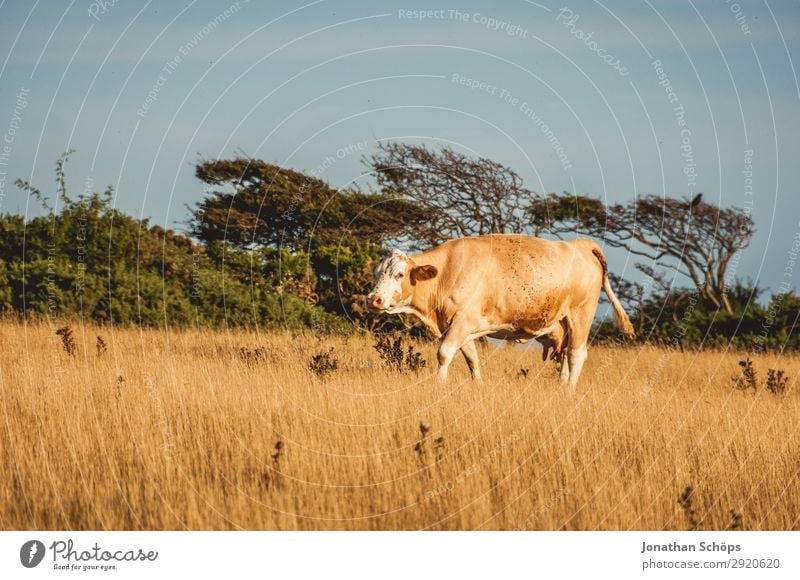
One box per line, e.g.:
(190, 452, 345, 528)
(190, 157, 429, 251)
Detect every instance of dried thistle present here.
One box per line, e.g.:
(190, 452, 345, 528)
(678, 485, 699, 531)
(413, 441, 425, 468)
(308, 348, 338, 378)
(726, 509, 742, 530)
(264, 440, 284, 490)
(373, 334, 427, 373)
(413, 421, 433, 472)
(55, 326, 76, 356)
(271, 440, 284, 462)
(96, 335, 107, 356)
(678, 485, 694, 509)
(732, 358, 757, 391)
(239, 346, 269, 367)
(434, 436, 445, 463)
(766, 369, 788, 396)
(419, 420, 431, 438)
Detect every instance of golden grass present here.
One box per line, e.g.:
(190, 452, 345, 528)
(1, 320, 798, 530)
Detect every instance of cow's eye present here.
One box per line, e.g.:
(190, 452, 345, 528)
(394, 272, 403, 280)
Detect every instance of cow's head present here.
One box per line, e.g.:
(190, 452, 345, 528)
(367, 249, 438, 312)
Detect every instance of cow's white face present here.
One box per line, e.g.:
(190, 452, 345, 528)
(367, 250, 437, 312)
(368, 250, 411, 311)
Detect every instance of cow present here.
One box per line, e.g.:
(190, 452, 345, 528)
(367, 234, 634, 388)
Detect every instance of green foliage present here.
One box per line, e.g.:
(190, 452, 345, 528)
(2, 151, 795, 350)
(0, 153, 347, 330)
(594, 281, 799, 351)
(189, 158, 433, 331)
(190, 157, 427, 251)
(527, 191, 607, 236)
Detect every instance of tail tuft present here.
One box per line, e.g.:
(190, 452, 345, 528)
(592, 247, 635, 339)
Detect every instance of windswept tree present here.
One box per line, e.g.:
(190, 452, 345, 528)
(190, 157, 431, 323)
(191, 157, 428, 251)
(368, 142, 535, 246)
(370, 142, 754, 315)
(528, 192, 755, 314)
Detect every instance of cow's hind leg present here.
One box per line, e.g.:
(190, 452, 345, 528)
(567, 345, 588, 391)
(565, 303, 597, 390)
(460, 340, 482, 381)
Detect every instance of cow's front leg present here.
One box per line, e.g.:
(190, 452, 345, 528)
(436, 319, 473, 382)
(460, 340, 482, 381)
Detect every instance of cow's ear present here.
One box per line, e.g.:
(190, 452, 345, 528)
(410, 264, 438, 285)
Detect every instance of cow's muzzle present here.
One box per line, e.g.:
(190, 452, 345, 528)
(367, 294, 385, 310)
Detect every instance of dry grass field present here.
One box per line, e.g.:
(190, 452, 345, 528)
(1, 319, 798, 531)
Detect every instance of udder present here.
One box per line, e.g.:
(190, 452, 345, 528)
(535, 321, 569, 363)
(488, 328, 535, 341)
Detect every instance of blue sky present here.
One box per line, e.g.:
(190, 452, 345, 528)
(1, 0, 798, 295)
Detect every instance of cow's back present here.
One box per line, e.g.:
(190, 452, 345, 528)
(421, 235, 603, 332)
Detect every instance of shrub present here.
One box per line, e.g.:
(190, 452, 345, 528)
(239, 347, 269, 367)
(373, 334, 427, 373)
(308, 347, 338, 378)
(766, 369, 788, 396)
(731, 360, 789, 395)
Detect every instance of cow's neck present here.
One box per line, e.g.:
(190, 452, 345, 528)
(405, 302, 443, 338)
(408, 257, 450, 338)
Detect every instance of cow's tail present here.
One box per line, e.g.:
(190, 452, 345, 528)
(592, 248, 635, 339)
